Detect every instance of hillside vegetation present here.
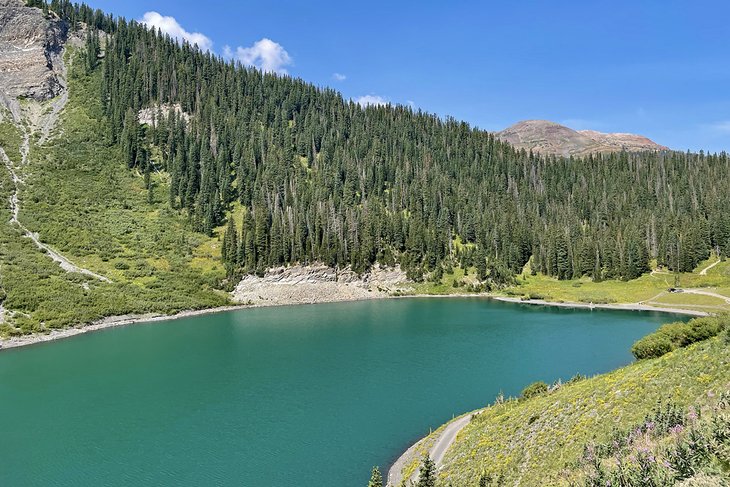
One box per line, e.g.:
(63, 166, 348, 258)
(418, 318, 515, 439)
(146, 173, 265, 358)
(1, 0, 730, 337)
(0, 49, 228, 335)
(31, 1, 730, 285)
(407, 325, 730, 486)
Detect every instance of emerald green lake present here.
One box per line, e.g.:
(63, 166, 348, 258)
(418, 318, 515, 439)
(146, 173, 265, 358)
(0, 298, 679, 486)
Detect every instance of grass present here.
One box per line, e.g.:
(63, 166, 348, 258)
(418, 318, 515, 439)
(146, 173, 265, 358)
(432, 333, 730, 486)
(500, 259, 730, 313)
(405, 257, 730, 315)
(0, 50, 228, 336)
(651, 292, 728, 308)
(0, 117, 23, 163)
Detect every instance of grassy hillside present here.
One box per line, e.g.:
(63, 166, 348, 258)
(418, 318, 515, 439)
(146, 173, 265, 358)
(409, 257, 730, 314)
(422, 330, 730, 486)
(0, 51, 228, 336)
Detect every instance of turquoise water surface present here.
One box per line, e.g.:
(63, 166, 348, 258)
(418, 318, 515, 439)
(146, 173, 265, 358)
(0, 298, 679, 486)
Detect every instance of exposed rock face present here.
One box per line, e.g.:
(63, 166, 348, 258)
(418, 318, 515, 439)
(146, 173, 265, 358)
(0, 0, 67, 104)
(577, 129, 668, 153)
(138, 103, 191, 127)
(231, 263, 408, 306)
(496, 120, 668, 157)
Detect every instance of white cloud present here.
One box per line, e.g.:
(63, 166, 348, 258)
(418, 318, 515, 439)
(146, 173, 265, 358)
(706, 121, 730, 134)
(332, 73, 347, 81)
(407, 100, 416, 108)
(355, 95, 388, 107)
(140, 12, 213, 52)
(228, 38, 292, 74)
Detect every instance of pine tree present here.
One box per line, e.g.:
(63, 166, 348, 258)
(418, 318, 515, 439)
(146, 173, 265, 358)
(39, 1, 730, 285)
(417, 456, 437, 487)
(476, 248, 487, 282)
(366, 466, 383, 487)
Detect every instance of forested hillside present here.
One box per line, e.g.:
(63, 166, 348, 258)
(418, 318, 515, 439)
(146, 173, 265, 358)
(29, 0, 730, 286)
(1, 1, 729, 338)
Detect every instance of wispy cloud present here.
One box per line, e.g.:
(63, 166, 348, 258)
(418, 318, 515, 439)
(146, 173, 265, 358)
(354, 95, 388, 107)
(140, 12, 213, 51)
(332, 73, 347, 81)
(139, 12, 292, 74)
(224, 38, 293, 74)
(705, 121, 730, 134)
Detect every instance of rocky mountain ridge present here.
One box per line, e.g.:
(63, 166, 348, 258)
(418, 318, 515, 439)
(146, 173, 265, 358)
(496, 120, 668, 157)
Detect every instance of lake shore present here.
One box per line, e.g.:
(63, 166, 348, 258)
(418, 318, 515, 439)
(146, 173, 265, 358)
(0, 292, 706, 352)
(491, 296, 709, 317)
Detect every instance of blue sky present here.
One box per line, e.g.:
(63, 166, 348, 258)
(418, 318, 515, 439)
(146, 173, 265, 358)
(85, 0, 730, 153)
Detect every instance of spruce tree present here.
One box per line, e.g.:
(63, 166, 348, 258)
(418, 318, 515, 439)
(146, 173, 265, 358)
(366, 466, 383, 487)
(417, 455, 437, 487)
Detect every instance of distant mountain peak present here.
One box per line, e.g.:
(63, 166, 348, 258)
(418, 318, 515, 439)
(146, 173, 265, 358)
(496, 120, 668, 157)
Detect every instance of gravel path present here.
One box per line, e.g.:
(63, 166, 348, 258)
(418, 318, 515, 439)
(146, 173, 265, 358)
(681, 288, 730, 304)
(1, 63, 110, 283)
(388, 413, 477, 486)
(699, 259, 721, 276)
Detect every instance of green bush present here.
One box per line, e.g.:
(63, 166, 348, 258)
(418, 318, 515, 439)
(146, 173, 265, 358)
(631, 315, 729, 360)
(631, 333, 674, 359)
(521, 381, 548, 399)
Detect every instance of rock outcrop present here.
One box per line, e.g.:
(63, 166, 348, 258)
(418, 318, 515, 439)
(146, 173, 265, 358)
(496, 120, 668, 157)
(0, 0, 67, 106)
(138, 103, 191, 127)
(231, 264, 408, 306)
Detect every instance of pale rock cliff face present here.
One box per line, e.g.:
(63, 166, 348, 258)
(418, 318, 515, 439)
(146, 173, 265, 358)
(231, 264, 408, 306)
(0, 0, 67, 109)
(138, 103, 191, 127)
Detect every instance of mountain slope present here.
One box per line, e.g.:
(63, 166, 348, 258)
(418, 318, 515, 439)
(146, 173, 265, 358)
(397, 331, 730, 486)
(496, 120, 668, 157)
(0, 0, 729, 338)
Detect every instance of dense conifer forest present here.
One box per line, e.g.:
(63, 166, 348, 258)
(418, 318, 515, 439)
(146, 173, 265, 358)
(28, 0, 730, 286)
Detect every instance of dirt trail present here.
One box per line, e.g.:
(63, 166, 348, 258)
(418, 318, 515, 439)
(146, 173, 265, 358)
(699, 259, 720, 276)
(388, 413, 477, 487)
(1, 87, 110, 282)
(681, 288, 730, 304)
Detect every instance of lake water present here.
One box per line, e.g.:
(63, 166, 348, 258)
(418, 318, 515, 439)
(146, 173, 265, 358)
(0, 298, 679, 486)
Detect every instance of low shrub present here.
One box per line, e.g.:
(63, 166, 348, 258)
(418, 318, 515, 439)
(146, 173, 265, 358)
(521, 381, 548, 399)
(631, 332, 675, 359)
(631, 314, 729, 360)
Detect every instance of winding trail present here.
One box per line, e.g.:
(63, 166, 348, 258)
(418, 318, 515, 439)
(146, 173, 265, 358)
(388, 413, 477, 487)
(681, 288, 730, 304)
(699, 259, 720, 276)
(1, 92, 111, 282)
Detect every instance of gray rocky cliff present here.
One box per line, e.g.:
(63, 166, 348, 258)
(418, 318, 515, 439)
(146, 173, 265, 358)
(0, 0, 68, 107)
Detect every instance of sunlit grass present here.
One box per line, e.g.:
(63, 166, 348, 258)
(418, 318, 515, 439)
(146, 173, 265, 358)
(434, 335, 730, 486)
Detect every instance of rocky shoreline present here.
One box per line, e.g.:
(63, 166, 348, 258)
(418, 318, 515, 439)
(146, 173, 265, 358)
(231, 263, 409, 306)
(0, 264, 411, 351)
(0, 264, 709, 351)
(493, 297, 709, 317)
